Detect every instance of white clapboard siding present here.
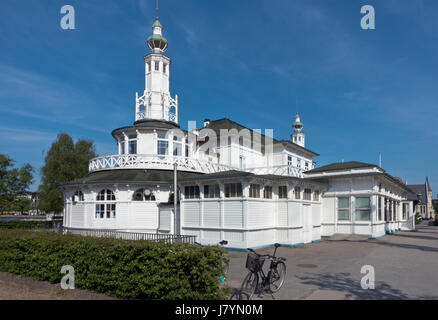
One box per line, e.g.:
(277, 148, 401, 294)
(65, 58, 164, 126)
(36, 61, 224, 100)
(203, 201, 221, 227)
(183, 201, 201, 226)
(223, 201, 243, 228)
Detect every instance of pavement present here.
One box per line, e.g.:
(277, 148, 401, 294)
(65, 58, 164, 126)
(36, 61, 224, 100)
(225, 221, 438, 300)
(0, 272, 113, 300)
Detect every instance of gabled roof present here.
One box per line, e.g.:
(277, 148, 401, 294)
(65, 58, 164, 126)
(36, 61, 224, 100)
(201, 118, 319, 156)
(306, 161, 381, 174)
(406, 184, 427, 202)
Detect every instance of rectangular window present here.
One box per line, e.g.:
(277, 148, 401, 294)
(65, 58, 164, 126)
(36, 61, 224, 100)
(184, 186, 200, 199)
(338, 197, 350, 221)
(355, 197, 371, 221)
(147, 62, 151, 73)
(294, 186, 301, 200)
(305, 162, 309, 170)
(239, 156, 246, 169)
(129, 140, 137, 154)
(278, 186, 288, 199)
(95, 204, 105, 219)
(120, 141, 126, 155)
(224, 183, 242, 198)
(173, 136, 182, 156)
(303, 188, 312, 201)
(314, 190, 320, 201)
(155, 61, 159, 71)
(264, 186, 273, 199)
(204, 184, 220, 198)
(402, 203, 408, 220)
(249, 184, 260, 198)
(163, 63, 167, 73)
(157, 140, 168, 155)
(297, 159, 301, 168)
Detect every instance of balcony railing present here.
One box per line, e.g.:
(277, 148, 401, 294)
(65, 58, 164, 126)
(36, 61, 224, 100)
(63, 227, 196, 244)
(88, 154, 305, 178)
(246, 165, 305, 179)
(88, 154, 234, 174)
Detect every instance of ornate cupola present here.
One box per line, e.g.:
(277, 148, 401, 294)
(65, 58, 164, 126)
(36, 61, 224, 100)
(291, 112, 305, 147)
(147, 16, 168, 54)
(135, 8, 178, 124)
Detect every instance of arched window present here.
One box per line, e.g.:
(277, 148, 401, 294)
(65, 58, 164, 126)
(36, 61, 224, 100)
(72, 191, 84, 202)
(96, 189, 116, 219)
(132, 189, 156, 201)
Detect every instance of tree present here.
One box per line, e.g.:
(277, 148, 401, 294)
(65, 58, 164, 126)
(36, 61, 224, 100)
(38, 133, 97, 213)
(0, 154, 34, 214)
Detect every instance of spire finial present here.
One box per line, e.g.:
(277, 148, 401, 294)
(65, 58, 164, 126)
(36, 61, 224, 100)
(156, 0, 159, 19)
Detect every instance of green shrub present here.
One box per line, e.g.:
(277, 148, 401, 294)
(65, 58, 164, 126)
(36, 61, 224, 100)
(0, 230, 227, 299)
(0, 220, 53, 230)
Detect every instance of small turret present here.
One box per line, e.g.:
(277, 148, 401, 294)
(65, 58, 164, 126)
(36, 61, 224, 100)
(291, 112, 305, 147)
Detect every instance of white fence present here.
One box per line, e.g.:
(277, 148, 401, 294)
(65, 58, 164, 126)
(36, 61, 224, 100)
(64, 227, 197, 244)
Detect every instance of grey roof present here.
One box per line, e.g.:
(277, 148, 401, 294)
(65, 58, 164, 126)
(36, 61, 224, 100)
(201, 118, 319, 156)
(406, 184, 427, 202)
(306, 161, 381, 174)
(306, 161, 413, 194)
(179, 170, 327, 188)
(61, 169, 202, 187)
(111, 119, 181, 138)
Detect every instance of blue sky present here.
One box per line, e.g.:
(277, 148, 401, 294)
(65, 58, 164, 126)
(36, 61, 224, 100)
(0, 0, 437, 193)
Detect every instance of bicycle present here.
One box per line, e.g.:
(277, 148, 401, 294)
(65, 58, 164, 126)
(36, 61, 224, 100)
(238, 243, 286, 300)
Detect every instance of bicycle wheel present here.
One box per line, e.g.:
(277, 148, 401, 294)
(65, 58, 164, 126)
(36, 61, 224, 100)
(269, 261, 286, 293)
(240, 271, 258, 300)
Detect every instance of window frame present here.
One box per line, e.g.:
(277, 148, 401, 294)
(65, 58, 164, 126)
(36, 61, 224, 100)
(355, 196, 371, 222)
(184, 185, 200, 199)
(337, 197, 350, 221)
(303, 188, 312, 201)
(278, 186, 288, 199)
(224, 183, 242, 198)
(249, 184, 260, 198)
(96, 189, 116, 219)
(294, 186, 301, 200)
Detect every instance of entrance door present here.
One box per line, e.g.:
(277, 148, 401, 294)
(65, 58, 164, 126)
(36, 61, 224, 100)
(303, 204, 312, 243)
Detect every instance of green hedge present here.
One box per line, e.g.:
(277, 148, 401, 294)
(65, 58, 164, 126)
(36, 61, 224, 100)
(0, 230, 228, 299)
(0, 220, 54, 230)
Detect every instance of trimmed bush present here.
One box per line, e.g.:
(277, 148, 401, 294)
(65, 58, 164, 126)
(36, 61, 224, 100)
(0, 220, 53, 230)
(0, 230, 228, 299)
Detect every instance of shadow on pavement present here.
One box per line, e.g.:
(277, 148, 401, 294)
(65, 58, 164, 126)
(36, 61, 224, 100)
(373, 240, 438, 253)
(296, 272, 409, 300)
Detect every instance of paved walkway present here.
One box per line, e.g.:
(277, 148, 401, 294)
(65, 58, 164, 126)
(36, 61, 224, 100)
(225, 221, 438, 300)
(0, 272, 113, 300)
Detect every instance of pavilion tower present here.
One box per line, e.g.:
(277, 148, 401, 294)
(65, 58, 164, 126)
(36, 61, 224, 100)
(135, 8, 178, 123)
(291, 112, 305, 147)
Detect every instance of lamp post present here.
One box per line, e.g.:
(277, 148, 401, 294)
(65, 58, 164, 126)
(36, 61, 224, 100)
(173, 162, 178, 235)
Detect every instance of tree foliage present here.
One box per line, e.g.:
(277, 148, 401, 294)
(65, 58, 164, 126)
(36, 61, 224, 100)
(0, 154, 34, 214)
(38, 133, 97, 213)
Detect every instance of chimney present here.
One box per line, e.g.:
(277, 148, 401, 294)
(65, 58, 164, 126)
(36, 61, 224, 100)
(203, 118, 211, 127)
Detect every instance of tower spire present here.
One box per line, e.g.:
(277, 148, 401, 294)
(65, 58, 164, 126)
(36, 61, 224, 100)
(156, 0, 159, 19)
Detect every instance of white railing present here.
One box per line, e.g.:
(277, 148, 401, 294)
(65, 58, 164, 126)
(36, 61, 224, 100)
(246, 165, 305, 179)
(88, 154, 234, 174)
(88, 154, 305, 178)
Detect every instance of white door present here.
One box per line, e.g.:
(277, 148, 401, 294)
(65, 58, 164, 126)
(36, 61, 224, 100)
(303, 204, 312, 243)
